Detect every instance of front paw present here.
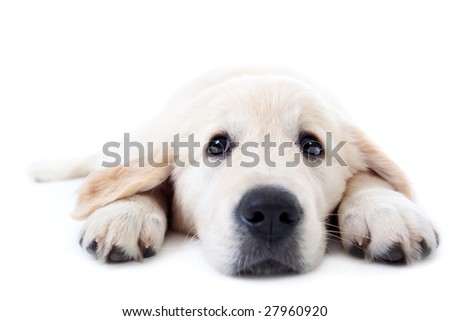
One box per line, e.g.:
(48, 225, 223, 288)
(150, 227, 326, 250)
(338, 190, 439, 264)
(79, 195, 167, 263)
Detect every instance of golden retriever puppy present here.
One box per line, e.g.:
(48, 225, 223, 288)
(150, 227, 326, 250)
(30, 68, 439, 275)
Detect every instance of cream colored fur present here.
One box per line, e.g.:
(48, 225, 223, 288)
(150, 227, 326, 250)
(30, 67, 438, 273)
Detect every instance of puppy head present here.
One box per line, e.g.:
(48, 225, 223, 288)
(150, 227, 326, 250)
(170, 76, 354, 274)
(74, 74, 412, 276)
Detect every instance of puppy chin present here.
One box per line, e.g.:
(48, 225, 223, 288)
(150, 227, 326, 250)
(229, 231, 306, 276)
(234, 259, 303, 276)
(202, 226, 326, 277)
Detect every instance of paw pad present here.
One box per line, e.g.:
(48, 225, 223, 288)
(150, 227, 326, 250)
(374, 243, 405, 264)
(108, 246, 131, 263)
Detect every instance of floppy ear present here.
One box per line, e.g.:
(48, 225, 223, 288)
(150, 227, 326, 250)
(72, 157, 173, 220)
(348, 125, 414, 200)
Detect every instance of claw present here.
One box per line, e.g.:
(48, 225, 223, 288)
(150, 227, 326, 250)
(348, 234, 370, 259)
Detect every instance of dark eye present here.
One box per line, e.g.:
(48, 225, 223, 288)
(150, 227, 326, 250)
(206, 135, 230, 157)
(300, 133, 324, 158)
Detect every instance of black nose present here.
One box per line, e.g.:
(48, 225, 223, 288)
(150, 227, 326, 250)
(236, 186, 302, 242)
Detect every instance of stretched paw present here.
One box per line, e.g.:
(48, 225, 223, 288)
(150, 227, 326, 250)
(339, 190, 438, 264)
(79, 195, 167, 262)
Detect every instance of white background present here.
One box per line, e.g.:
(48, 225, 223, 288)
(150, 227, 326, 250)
(1, 1, 449, 320)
